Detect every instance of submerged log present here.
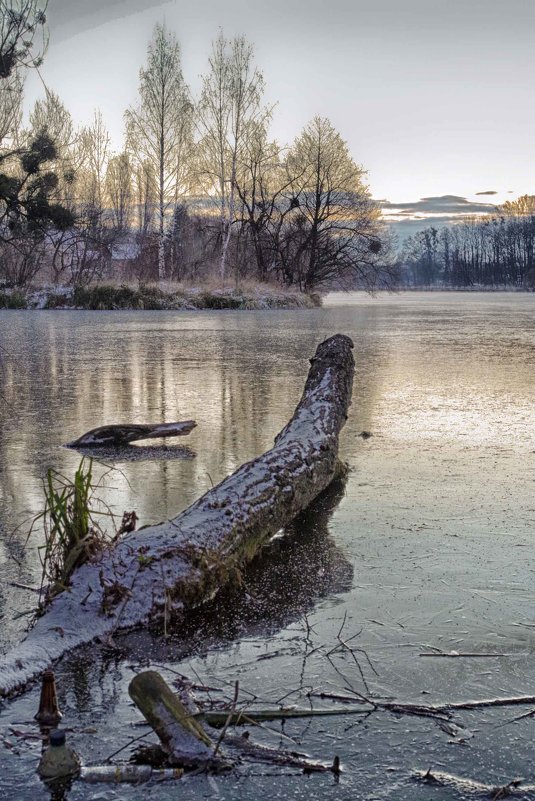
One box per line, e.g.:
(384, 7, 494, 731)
(0, 334, 354, 697)
(68, 420, 197, 448)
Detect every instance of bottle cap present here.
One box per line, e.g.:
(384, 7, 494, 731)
(49, 729, 66, 747)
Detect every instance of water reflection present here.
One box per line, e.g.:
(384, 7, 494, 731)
(67, 444, 197, 462)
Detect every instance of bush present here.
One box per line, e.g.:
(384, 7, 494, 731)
(72, 284, 180, 310)
(0, 290, 27, 309)
(43, 292, 73, 309)
(194, 291, 245, 310)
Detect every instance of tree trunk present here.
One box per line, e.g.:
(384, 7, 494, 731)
(0, 334, 354, 697)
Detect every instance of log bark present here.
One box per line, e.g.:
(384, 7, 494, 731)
(68, 420, 196, 447)
(0, 334, 354, 697)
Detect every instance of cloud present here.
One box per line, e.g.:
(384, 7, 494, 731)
(380, 195, 496, 215)
(475, 190, 498, 195)
(378, 194, 501, 241)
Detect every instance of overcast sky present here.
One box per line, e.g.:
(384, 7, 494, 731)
(25, 0, 535, 218)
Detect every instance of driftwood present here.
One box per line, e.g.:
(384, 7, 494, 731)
(68, 420, 197, 447)
(0, 334, 354, 697)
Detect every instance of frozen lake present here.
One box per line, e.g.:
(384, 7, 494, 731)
(1, 292, 534, 799)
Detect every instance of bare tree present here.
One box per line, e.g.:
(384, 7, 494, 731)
(132, 159, 156, 243)
(279, 116, 387, 290)
(233, 122, 291, 281)
(78, 109, 110, 215)
(105, 151, 132, 232)
(29, 88, 73, 155)
(0, 235, 46, 285)
(196, 32, 268, 282)
(125, 23, 192, 281)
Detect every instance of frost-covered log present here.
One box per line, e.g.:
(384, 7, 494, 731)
(68, 420, 196, 447)
(0, 334, 354, 697)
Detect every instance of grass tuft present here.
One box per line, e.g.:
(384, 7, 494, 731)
(28, 458, 116, 608)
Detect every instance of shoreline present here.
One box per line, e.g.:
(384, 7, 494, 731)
(0, 283, 322, 311)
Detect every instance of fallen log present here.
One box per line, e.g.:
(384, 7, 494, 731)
(68, 420, 197, 448)
(0, 334, 354, 697)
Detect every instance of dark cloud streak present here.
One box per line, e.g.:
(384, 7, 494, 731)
(380, 194, 497, 215)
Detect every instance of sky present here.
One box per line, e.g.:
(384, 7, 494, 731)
(23, 0, 535, 233)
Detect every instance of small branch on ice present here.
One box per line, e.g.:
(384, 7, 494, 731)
(415, 769, 534, 798)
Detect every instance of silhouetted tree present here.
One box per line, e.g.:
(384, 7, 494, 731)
(279, 117, 387, 290)
(398, 196, 535, 288)
(0, 0, 73, 274)
(0, 0, 47, 79)
(0, 131, 74, 244)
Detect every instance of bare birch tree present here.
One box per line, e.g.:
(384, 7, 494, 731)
(78, 109, 110, 215)
(134, 159, 157, 239)
(196, 32, 268, 282)
(125, 23, 192, 281)
(105, 151, 132, 232)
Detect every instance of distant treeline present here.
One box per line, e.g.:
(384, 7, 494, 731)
(398, 196, 535, 289)
(0, 3, 393, 292)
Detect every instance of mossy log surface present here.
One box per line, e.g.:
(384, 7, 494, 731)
(128, 671, 226, 769)
(0, 334, 354, 697)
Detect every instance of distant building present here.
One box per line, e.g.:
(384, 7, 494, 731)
(111, 241, 141, 272)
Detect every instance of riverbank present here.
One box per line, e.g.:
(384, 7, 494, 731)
(0, 282, 321, 311)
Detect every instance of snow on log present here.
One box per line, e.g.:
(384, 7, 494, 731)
(68, 420, 197, 447)
(0, 334, 354, 697)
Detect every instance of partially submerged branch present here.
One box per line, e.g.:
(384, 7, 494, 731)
(68, 420, 197, 448)
(0, 334, 354, 696)
(415, 769, 535, 798)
